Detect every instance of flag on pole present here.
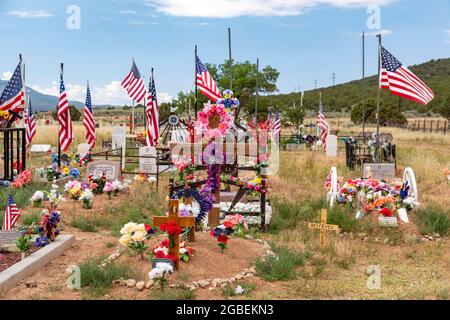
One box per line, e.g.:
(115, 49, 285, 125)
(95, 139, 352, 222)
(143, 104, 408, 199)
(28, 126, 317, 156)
(317, 95, 328, 149)
(121, 60, 147, 103)
(380, 46, 434, 105)
(145, 73, 160, 147)
(25, 96, 36, 148)
(271, 111, 282, 137)
(57, 68, 74, 152)
(0, 61, 25, 113)
(83, 82, 96, 149)
(195, 54, 221, 102)
(2, 195, 20, 231)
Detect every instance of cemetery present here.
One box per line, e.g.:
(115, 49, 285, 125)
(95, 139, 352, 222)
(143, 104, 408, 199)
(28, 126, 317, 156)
(0, 2, 449, 303)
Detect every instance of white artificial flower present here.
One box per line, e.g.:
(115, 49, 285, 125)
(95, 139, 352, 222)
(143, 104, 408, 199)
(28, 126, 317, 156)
(120, 222, 138, 235)
(180, 248, 187, 254)
(30, 191, 45, 202)
(148, 268, 163, 279)
(234, 285, 245, 295)
(79, 189, 94, 201)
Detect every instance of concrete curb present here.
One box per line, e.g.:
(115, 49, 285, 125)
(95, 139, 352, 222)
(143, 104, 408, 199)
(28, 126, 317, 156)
(0, 234, 75, 294)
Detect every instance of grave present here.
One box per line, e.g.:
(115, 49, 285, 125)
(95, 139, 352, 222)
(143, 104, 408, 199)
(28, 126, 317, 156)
(30, 144, 52, 153)
(139, 146, 157, 174)
(363, 163, 396, 180)
(326, 135, 338, 157)
(0, 231, 20, 246)
(77, 143, 91, 157)
(86, 160, 121, 181)
(308, 209, 340, 250)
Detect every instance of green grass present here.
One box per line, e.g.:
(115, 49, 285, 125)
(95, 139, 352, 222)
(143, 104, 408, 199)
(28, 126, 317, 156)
(20, 212, 41, 226)
(70, 216, 102, 232)
(149, 288, 196, 300)
(255, 244, 311, 281)
(222, 282, 257, 298)
(327, 206, 358, 233)
(79, 257, 134, 296)
(415, 207, 450, 236)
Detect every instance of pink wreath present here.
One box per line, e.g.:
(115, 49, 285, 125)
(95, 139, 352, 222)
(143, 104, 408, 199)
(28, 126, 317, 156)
(195, 103, 233, 140)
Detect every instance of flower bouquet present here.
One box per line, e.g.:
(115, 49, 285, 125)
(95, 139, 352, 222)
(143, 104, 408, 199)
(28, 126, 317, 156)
(88, 172, 107, 195)
(80, 189, 94, 209)
(151, 239, 194, 263)
(210, 217, 239, 253)
(35, 210, 61, 247)
(159, 222, 182, 248)
(119, 222, 154, 259)
(64, 180, 86, 200)
(148, 262, 173, 291)
(11, 170, 33, 189)
(30, 191, 45, 208)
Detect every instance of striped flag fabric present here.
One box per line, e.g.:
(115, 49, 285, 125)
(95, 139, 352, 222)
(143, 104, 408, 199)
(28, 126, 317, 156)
(145, 74, 160, 147)
(317, 96, 328, 149)
(271, 112, 282, 137)
(195, 55, 221, 102)
(2, 195, 20, 231)
(83, 82, 96, 149)
(57, 70, 74, 152)
(380, 46, 434, 105)
(0, 61, 25, 113)
(25, 96, 36, 148)
(121, 60, 147, 103)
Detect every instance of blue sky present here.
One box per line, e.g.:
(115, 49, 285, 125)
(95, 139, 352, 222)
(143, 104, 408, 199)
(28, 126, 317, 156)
(0, 0, 449, 105)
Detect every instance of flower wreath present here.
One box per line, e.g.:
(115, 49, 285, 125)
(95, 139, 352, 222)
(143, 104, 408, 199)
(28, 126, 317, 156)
(194, 103, 233, 140)
(171, 188, 212, 225)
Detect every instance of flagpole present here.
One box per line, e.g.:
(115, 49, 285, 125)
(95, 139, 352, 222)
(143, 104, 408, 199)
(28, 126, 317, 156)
(254, 58, 259, 125)
(228, 27, 232, 90)
(376, 34, 382, 162)
(194, 45, 198, 118)
(58, 63, 63, 169)
(143, 74, 147, 132)
(361, 31, 366, 139)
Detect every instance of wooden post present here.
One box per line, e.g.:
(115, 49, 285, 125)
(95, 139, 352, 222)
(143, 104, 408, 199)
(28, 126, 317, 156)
(308, 209, 340, 250)
(436, 120, 440, 133)
(430, 120, 434, 133)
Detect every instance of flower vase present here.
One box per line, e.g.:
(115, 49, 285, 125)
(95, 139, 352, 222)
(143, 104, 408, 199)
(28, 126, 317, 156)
(21, 252, 26, 260)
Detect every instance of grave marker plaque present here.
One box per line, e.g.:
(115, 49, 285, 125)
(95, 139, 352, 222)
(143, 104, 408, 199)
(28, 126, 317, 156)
(77, 143, 91, 156)
(30, 144, 52, 153)
(363, 163, 396, 180)
(139, 146, 157, 174)
(326, 135, 338, 157)
(378, 216, 398, 227)
(0, 231, 20, 245)
(86, 160, 120, 181)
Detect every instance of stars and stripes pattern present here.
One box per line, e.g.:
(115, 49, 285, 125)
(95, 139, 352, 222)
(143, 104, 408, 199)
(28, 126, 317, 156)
(2, 195, 20, 231)
(83, 82, 96, 149)
(317, 97, 329, 149)
(271, 112, 282, 137)
(25, 96, 36, 149)
(121, 60, 147, 103)
(0, 62, 25, 113)
(57, 71, 73, 152)
(380, 46, 434, 106)
(196, 55, 221, 102)
(145, 75, 160, 147)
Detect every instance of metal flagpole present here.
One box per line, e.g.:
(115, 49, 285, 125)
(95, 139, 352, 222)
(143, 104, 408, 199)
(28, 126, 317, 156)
(254, 58, 259, 125)
(58, 63, 63, 169)
(361, 31, 366, 138)
(132, 99, 135, 134)
(376, 34, 382, 162)
(194, 45, 198, 118)
(228, 27, 232, 90)
(144, 74, 147, 132)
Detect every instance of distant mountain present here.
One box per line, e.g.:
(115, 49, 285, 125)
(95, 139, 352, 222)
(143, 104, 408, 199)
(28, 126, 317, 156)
(0, 80, 84, 112)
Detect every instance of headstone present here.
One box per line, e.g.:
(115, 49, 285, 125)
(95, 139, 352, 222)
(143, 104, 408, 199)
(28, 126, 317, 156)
(326, 135, 338, 157)
(308, 209, 340, 250)
(397, 208, 410, 224)
(379, 216, 398, 227)
(363, 163, 396, 180)
(86, 160, 120, 181)
(327, 167, 338, 207)
(403, 167, 419, 203)
(30, 144, 52, 153)
(0, 231, 20, 245)
(77, 143, 91, 156)
(286, 144, 302, 151)
(112, 127, 126, 170)
(139, 146, 157, 174)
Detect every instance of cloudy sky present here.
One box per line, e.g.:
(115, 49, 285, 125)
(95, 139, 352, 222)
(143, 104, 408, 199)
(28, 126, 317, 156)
(0, 0, 449, 105)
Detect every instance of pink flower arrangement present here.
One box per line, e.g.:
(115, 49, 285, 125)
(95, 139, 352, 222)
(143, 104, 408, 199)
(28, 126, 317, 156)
(11, 170, 33, 189)
(194, 103, 233, 139)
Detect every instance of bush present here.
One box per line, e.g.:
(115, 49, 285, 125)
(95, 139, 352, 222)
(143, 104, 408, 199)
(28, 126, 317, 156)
(70, 216, 102, 232)
(327, 206, 358, 233)
(79, 257, 133, 296)
(150, 288, 196, 300)
(255, 244, 310, 281)
(20, 212, 41, 226)
(415, 207, 450, 236)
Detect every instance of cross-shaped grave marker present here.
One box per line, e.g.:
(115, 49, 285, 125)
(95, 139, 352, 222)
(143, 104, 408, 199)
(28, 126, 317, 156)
(308, 209, 340, 250)
(152, 199, 196, 270)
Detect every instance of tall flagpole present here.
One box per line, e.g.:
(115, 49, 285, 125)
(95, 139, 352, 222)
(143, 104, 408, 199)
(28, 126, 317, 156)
(131, 58, 135, 134)
(376, 34, 382, 162)
(228, 27, 232, 90)
(254, 58, 259, 125)
(194, 45, 198, 118)
(58, 63, 63, 169)
(361, 31, 366, 138)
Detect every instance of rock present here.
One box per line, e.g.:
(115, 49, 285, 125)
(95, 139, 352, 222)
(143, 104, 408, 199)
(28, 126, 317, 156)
(198, 280, 210, 288)
(244, 274, 252, 278)
(145, 280, 154, 289)
(358, 233, 367, 239)
(220, 283, 228, 289)
(229, 277, 236, 283)
(189, 285, 197, 291)
(126, 279, 136, 287)
(208, 287, 216, 292)
(235, 274, 243, 280)
(136, 281, 145, 291)
(111, 279, 121, 285)
(25, 280, 37, 288)
(211, 279, 222, 287)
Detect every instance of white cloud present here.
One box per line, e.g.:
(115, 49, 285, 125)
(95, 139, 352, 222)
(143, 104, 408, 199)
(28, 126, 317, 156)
(145, 0, 394, 18)
(128, 20, 160, 25)
(347, 29, 392, 36)
(6, 10, 53, 18)
(31, 81, 172, 106)
(1, 71, 13, 81)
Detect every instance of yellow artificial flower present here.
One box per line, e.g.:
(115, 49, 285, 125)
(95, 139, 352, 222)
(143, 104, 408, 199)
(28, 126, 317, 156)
(119, 234, 132, 246)
(132, 231, 146, 242)
(120, 222, 138, 235)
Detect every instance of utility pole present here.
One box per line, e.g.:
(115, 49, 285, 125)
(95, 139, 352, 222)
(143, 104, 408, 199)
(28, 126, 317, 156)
(314, 79, 318, 90)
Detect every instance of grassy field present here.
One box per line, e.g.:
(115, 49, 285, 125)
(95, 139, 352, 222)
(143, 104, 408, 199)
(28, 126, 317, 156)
(1, 119, 449, 300)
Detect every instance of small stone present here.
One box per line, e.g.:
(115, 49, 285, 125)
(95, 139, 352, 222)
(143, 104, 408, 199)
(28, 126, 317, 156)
(220, 283, 228, 289)
(208, 287, 216, 292)
(189, 285, 197, 291)
(212, 279, 221, 287)
(136, 281, 145, 291)
(145, 280, 154, 289)
(235, 274, 243, 280)
(229, 277, 236, 283)
(112, 279, 121, 285)
(126, 279, 136, 287)
(25, 280, 37, 288)
(249, 267, 256, 274)
(244, 274, 252, 278)
(198, 280, 210, 288)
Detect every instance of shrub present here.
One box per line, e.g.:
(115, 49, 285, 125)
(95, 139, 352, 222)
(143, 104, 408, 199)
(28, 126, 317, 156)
(20, 212, 41, 226)
(327, 206, 358, 233)
(70, 216, 102, 232)
(415, 207, 450, 236)
(150, 288, 196, 300)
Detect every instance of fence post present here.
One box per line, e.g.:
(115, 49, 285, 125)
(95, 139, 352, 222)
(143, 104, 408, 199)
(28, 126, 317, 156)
(430, 120, 434, 133)
(422, 119, 426, 132)
(436, 120, 440, 133)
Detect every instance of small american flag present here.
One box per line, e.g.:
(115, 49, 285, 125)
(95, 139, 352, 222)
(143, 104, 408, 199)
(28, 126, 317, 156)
(2, 195, 20, 231)
(317, 95, 328, 149)
(380, 46, 434, 105)
(196, 55, 221, 102)
(83, 82, 96, 149)
(57, 70, 73, 152)
(0, 61, 25, 113)
(25, 96, 36, 148)
(146, 74, 160, 147)
(121, 60, 147, 103)
(271, 111, 282, 137)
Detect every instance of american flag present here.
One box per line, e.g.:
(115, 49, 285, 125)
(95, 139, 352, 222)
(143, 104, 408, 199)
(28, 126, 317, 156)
(0, 61, 25, 113)
(2, 195, 20, 231)
(25, 96, 36, 148)
(380, 46, 434, 105)
(271, 111, 282, 137)
(57, 69, 73, 152)
(317, 96, 328, 149)
(146, 74, 160, 147)
(83, 82, 96, 149)
(121, 60, 147, 103)
(196, 55, 221, 102)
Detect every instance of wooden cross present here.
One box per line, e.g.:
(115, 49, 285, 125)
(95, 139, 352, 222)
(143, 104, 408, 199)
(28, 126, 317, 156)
(308, 209, 340, 250)
(153, 199, 196, 270)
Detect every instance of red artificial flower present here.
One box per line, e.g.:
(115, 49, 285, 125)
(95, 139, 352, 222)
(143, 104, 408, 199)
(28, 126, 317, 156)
(161, 239, 169, 247)
(145, 224, 153, 233)
(217, 235, 229, 244)
(379, 208, 393, 217)
(223, 221, 234, 229)
(160, 222, 182, 235)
